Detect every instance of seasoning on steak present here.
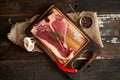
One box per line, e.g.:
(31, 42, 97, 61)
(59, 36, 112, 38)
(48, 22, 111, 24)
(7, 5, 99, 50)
(31, 13, 74, 59)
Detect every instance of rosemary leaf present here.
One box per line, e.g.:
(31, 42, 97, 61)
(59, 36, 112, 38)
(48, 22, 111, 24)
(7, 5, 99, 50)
(52, 31, 63, 38)
(48, 31, 60, 43)
(48, 30, 64, 44)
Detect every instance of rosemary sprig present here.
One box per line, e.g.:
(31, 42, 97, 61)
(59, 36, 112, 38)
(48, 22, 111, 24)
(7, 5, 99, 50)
(49, 32, 61, 43)
(47, 30, 64, 44)
(50, 30, 63, 38)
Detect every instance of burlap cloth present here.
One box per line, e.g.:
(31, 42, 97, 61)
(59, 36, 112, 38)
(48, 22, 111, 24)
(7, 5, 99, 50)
(7, 11, 104, 53)
(67, 11, 104, 48)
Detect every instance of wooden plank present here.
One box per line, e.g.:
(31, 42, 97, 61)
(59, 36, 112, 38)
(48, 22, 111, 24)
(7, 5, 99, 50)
(1, 13, 120, 59)
(1, 0, 120, 16)
(0, 0, 120, 80)
(97, 13, 120, 59)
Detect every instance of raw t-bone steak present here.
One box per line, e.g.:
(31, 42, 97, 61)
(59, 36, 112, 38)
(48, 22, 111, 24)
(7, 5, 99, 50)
(31, 13, 74, 59)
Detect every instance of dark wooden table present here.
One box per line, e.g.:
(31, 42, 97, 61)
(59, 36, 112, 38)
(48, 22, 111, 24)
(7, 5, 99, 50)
(0, 0, 120, 80)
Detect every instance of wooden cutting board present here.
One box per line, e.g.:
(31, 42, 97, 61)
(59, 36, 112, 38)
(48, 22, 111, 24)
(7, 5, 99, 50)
(26, 5, 101, 70)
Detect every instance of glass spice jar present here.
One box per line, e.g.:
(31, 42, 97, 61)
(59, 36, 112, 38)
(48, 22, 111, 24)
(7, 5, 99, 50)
(79, 16, 92, 28)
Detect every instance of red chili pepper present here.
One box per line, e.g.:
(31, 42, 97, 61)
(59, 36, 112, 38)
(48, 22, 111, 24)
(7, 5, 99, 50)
(54, 60, 77, 73)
